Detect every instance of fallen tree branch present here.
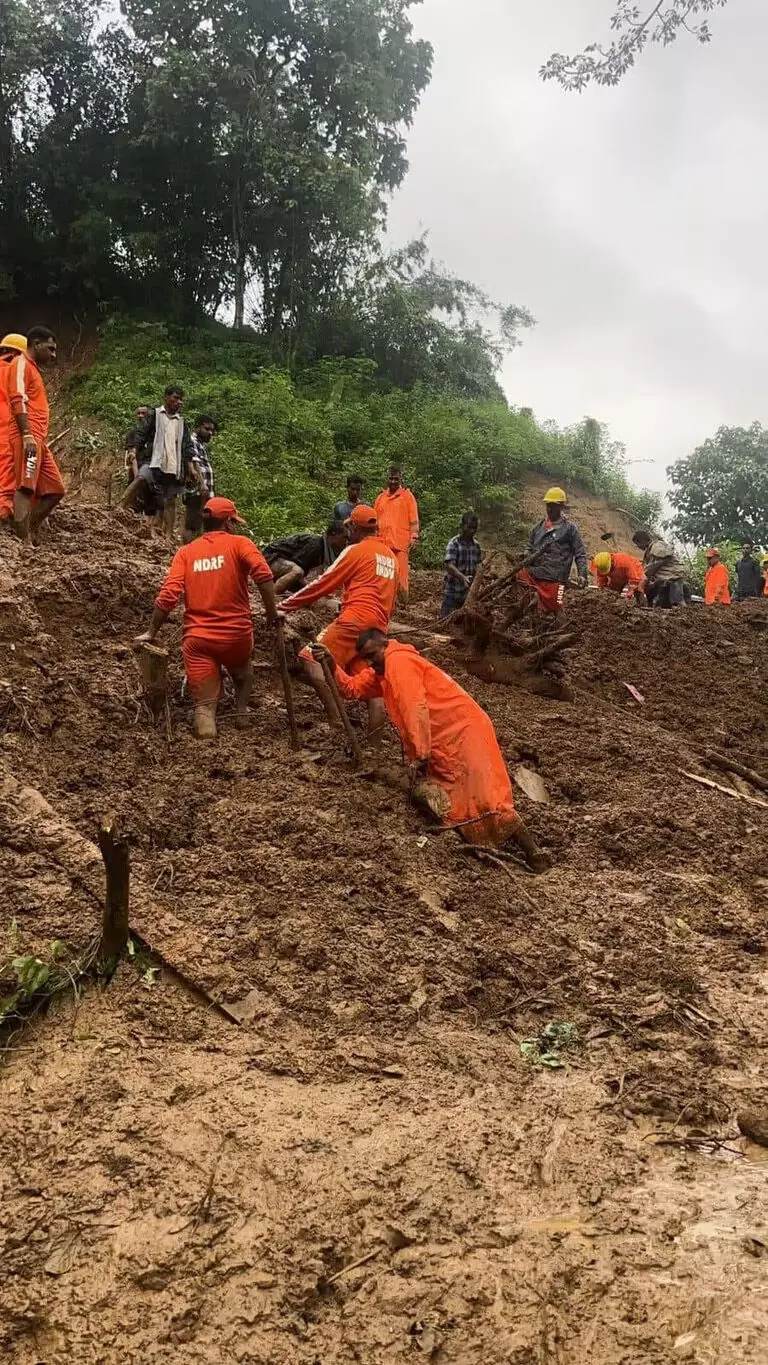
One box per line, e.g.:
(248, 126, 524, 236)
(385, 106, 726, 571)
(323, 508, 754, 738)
(0, 764, 239, 1023)
(680, 769, 768, 810)
(704, 749, 768, 796)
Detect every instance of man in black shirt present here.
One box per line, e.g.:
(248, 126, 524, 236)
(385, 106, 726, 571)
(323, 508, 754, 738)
(263, 522, 347, 594)
(734, 543, 763, 600)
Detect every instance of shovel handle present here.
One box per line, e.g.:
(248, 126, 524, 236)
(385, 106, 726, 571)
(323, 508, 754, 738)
(275, 620, 300, 749)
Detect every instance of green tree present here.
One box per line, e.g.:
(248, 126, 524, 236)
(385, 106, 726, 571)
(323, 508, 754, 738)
(668, 423, 768, 545)
(542, 1, 729, 90)
(306, 236, 535, 398)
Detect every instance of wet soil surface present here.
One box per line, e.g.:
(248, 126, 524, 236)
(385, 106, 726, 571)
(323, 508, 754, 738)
(3, 507, 768, 1363)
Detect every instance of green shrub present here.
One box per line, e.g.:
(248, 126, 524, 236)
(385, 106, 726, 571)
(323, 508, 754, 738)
(73, 318, 660, 562)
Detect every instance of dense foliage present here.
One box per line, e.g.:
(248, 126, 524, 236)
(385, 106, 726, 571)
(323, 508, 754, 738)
(0, 0, 429, 329)
(73, 320, 661, 559)
(668, 423, 768, 547)
(542, 1, 729, 89)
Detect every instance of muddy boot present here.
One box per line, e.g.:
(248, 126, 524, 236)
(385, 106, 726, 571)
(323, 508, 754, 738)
(193, 702, 218, 740)
(508, 814, 551, 874)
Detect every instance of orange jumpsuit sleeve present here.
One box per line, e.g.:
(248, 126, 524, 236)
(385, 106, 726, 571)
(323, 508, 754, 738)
(386, 650, 431, 761)
(155, 546, 189, 614)
(279, 545, 355, 611)
(7, 354, 29, 421)
(238, 538, 274, 584)
(406, 490, 420, 543)
(624, 555, 644, 594)
(334, 663, 383, 702)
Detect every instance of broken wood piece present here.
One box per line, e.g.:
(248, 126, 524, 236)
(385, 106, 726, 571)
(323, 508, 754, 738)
(679, 770, 768, 809)
(97, 818, 130, 966)
(704, 749, 768, 796)
(325, 1247, 381, 1285)
(134, 642, 168, 719)
(0, 764, 238, 1024)
(622, 683, 645, 704)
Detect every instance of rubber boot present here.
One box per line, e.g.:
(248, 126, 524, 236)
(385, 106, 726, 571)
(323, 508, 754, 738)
(193, 701, 218, 740)
(507, 814, 551, 874)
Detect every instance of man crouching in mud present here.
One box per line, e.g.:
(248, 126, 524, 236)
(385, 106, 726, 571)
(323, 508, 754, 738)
(313, 630, 549, 872)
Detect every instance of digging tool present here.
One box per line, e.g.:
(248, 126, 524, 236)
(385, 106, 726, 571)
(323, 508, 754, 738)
(275, 619, 300, 749)
(134, 641, 169, 720)
(314, 649, 362, 769)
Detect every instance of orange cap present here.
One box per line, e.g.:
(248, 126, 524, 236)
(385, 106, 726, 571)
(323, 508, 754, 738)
(204, 496, 245, 524)
(345, 503, 377, 528)
(705, 547, 719, 558)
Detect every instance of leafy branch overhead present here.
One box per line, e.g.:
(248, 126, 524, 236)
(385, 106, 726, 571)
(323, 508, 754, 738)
(542, 1, 729, 90)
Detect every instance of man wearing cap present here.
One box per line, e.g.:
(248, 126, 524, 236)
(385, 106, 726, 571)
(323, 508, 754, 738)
(519, 487, 588, 612)
(374, 466, 419, 602)
(263, 521, 348, 594)
(0, 333, 27, 361)
(0, 326, 65, 539)
(135, 497, 279, 739)
(591, 549, 645, 601)
(278, 504, 397, 737)
(703, 548, 731, 606)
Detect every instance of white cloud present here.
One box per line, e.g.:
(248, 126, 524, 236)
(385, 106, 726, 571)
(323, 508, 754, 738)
(389, 0, 766, 492)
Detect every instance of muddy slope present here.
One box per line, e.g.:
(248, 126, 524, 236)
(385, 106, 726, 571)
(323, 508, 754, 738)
(3, 507, 768, 1364)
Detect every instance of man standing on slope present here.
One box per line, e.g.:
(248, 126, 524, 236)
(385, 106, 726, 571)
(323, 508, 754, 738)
(123, 385, 204, 535)
(704, 547, 731, 606)
(135, 496, 279, 739)
(319, 629, 548, 870)
(591, 549, 645, 602)
(374, 466, 419, 603)
(278, 504, 397, 739)
(519, 487, 588, 611)
(0, 326, 65, 540)
(734, 543, 763, 601)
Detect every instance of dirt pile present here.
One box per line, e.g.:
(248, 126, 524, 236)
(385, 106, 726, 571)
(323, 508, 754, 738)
(3, 507, 768, 1363)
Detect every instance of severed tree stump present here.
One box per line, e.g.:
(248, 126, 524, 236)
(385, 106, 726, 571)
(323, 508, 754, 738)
(97, 818, 130, 967)
(135, 642, 169, 720)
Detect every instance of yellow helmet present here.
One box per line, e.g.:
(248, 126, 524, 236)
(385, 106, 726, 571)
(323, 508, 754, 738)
(594, 552, 612, 574)
(0, 332, 27, 353)
(544, 486, 567, 504)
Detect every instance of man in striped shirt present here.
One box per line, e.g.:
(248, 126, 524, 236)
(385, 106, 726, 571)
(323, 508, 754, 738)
(0, 326, 65, 539)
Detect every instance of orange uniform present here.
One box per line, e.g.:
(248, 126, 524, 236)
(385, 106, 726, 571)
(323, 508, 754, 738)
(335, 641, 518, 846)
(373, 487, 419, 592)
(592, 552, 645, 597)
(0, 351, 64, 518)
(704, 561, 731, 606)
(280, 536, 397, 668)
(155, 530, 273, 694)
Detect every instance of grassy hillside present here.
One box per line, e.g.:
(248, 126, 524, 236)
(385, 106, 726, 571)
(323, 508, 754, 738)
(70, 318, 660, 563)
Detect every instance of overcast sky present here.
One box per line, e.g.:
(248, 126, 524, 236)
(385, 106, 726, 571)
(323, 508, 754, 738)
(388, 0, 764, 494)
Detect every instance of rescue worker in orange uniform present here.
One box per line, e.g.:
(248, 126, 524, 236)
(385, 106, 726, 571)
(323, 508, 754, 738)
(0, 326, 65, 539)
(278, 503, 397, 738)
(703, 547, 731, 606)
(592, 550, 646, 601)
(0, 332, 27, 361)
(373, 466, 419, 602)
(318, 629, 548, 869)
(763, 554, 768, 597)
(135, 496, 279, 739)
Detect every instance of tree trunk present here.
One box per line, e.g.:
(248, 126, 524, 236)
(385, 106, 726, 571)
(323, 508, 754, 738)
(97, 819, 130, 966)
